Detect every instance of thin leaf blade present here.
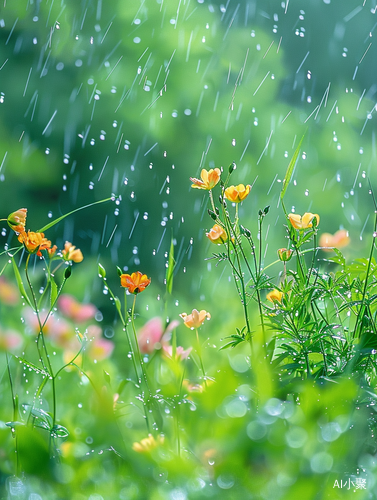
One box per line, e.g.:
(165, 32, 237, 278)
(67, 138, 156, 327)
(281, 134, 305, 201)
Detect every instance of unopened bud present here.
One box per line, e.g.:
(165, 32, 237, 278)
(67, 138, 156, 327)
(277, 248, 293, 262)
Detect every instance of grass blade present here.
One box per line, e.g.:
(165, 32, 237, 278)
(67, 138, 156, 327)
(280, 134, 305, 201)
(37, 197, 114, 233)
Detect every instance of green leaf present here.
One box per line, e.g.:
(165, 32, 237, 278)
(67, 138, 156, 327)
(281, 134, 305, 201)
(117, 379, 129, 395)
(11, 257, 33, 308)
(51, 424, 69, 438)
(14, 356, 49, 377)
(35, 376, 49, 400)
(98, 263, 106, 278)
(323, 248, 346, 268)
(30, 408, 53, 430)
(165, 236, 175, 295)
(103, 370, 111, 384)
(114, 296, 122, 315)
(37, 197, 113, 233)
(50, 275, 58, 309)
(219, 332, 246, 350)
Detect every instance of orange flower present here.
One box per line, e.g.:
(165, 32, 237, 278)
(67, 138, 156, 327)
(7, 208, 27, 233)
(224, 184, 251, 203)
(288, 212, 319, 230)
(319, 229, 350, 252)
(266, 289, 283, 304)
(180, 309, 211, 329)
(62, 242, 83, 263)
(132, 434, 164, 453)
(120, 271, 151, 294)
(206, 224, 228, 244)
(190, 168, 221, 190)
(18, 230, 55, 257)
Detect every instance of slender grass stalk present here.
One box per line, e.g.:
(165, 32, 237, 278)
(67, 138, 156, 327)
(24, 254, 57, 429)
(6, 354, 20, 476)
(195, 328, 207, 387)
(354, 210, 377, 340)
(130, 295, 153, 397)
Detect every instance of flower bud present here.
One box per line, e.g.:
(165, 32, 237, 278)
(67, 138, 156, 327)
(277, 248, 293, 262)
(98, 263, 106, 278)
(7, 208, 27, 233)
(208, 209, 217, 221)
(228, 162, 236, 174)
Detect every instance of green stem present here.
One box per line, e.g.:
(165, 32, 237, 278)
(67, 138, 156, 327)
(306, 232, 318, 286)
(25, 254, 56, 429)
(6, 354, 20, 476)
(354, 211, 377, 339)
(130, 295, 153, 395)
(195, 328, 207, 387)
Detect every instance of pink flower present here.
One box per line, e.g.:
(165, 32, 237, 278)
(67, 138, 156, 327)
(87, 337, 114, 361)
(162, 345, 192, 361)
(0, 276, 19, 305)
(138, 317, 179, 354)
(23, 308, 75, 348)
(0, 328, 23, 351)
(58, 294, 97, 322)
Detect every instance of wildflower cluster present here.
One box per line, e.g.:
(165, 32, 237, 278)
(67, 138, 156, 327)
(188, 157, 377, 391)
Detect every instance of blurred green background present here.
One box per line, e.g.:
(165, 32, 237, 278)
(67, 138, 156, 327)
(1, 1, 377, 498)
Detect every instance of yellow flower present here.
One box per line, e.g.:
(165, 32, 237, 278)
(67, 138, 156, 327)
(190, 168, 221, 190)
(266, 289, 283, 304)
(62, 242, 83, 263)
(18, 230, 55, 257)
(224, 184, 251, 203)
(180, 309, 211, 329)
(120, 271, 151, 294)
(132, 434, 164, 453)
(288, 212, 319, 230)
(319, 229, 350, 252)
(206, 224, 228, 244)
(7, 208, 27, 233)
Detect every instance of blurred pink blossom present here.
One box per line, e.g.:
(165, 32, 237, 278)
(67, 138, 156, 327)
(58, 294, 97, 322)
(87, 337, 114, 361)
(138, 317, 179, 354)
(23, 307, 75, 349)
(162, 345, 192, 361)
(0, 276, 19, 305)
(0, 328, 23, 351)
